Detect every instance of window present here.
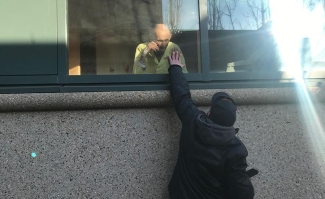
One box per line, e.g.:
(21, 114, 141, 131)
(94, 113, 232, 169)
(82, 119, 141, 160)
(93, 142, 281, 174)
(0, 0, 57, 76)
(68, 0, 200, 75)
(66, 0, 325, 81)
(1, 0, 324, 93)
(207, 0, 325, 78)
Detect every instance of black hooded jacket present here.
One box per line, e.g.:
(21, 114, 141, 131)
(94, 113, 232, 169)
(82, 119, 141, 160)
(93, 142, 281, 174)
(168, 65, 254, 199)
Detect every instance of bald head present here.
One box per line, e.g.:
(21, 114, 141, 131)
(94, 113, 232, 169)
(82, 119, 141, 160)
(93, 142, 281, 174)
(153, 24, 172, 50)
(154, 24, 171, 37)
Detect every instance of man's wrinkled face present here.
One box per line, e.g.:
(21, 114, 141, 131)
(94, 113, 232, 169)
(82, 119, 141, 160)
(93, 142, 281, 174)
(155, 30, 172, 51)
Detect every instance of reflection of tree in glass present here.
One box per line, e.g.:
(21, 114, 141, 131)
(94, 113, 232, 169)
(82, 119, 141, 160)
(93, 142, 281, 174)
(208, 0, 225, 30)
(224, 0, 238, 29)
(208, 0, 271, 30)
(208, 0, 251, 30)
(303, 0, 324, 10)
(242, 0, 270, 30)
(163, 0, 183, 34)
(242, 0, 323, 30)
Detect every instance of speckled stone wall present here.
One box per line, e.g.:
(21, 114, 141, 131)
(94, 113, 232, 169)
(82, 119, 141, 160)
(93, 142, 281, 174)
(1, 88, 325, 198)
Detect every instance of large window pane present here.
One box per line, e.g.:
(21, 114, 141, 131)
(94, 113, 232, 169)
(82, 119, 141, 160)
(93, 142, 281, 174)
(0, 0, 57, 76)
(68, 0, 199, 75)
(208, 0, 325, 76)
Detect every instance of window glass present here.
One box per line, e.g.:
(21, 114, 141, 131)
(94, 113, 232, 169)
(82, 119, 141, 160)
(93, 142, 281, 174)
(68, 0, 199, 75)
(0, 0, 57, 76)
(208, 0, 325, 75)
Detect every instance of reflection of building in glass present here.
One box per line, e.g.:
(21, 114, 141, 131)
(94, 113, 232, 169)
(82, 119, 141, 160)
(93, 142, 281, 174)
(68, 0, 163, 75)
(68, 0, 200, 75)
(209, 22, 280, 72)
(224, 22, 280, 72)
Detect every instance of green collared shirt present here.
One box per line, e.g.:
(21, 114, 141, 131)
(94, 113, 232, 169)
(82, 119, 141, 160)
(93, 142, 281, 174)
(133, 42, 188, 74)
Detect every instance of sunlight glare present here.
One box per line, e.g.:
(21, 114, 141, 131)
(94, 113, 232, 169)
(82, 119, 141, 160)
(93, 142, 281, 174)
(270, 0, 325, 179)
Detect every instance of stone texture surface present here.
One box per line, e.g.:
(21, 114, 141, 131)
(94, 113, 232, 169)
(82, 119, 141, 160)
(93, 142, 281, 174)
(1, 103, 325, 198)
(0, 87, 325, 112)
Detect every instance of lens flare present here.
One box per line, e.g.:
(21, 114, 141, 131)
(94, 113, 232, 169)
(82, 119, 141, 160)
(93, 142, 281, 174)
(270, 0, 325, 74)
(270, 0, 325, 178)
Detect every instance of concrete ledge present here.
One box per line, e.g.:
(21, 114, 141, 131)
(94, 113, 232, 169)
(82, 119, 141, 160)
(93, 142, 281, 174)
(0, 87, 325, 112)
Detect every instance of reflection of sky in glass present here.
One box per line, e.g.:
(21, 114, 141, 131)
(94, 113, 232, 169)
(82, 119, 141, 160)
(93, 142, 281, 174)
(308, 4, 325, 62)
(270, 0, 325, 71)
(162, 0, 199, 30)
(207, 0, 270, 30)
(163, 0, 324, 70)
(160, 0, 325, 73)
(161, 0, 272, 30)
(219, 0, 271, 30)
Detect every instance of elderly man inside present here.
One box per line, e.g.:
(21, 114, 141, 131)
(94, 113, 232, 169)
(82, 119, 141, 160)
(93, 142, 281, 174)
(133, 24, 188, 74)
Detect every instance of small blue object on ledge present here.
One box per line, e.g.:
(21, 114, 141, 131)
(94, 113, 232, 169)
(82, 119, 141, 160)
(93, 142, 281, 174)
(31, 152, 37, 158)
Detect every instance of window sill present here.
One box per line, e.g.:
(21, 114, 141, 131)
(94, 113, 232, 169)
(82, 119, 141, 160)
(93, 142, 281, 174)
(0, 86, 324, 112)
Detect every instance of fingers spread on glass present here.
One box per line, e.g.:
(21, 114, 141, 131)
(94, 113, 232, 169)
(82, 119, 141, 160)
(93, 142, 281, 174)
(169, 50, 183, 68)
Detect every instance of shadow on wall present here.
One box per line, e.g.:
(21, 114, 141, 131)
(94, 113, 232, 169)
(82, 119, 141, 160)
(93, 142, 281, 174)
(0, 44, 59, 76)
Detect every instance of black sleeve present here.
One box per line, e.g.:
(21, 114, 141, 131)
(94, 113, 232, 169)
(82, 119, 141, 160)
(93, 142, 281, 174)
(225, 156, 255, 199)
(168, 65, 200, 122)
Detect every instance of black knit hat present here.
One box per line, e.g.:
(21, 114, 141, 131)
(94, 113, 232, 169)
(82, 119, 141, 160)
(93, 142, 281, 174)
(209, 92, 237, 127)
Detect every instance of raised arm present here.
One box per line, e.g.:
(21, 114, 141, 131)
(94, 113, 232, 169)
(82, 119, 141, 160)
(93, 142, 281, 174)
(168, 51, 200, 122)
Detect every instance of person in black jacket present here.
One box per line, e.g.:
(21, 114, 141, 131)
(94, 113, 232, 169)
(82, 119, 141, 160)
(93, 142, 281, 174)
(167, 51, 254, 199)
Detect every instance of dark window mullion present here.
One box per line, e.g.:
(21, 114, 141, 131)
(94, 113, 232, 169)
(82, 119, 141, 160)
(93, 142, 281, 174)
(57, 0, 68, 84)
(63, 73, 202, 84)
(0, 76, 58, 85)
(199, 0, 210, 82)
(209, 71, 290, 81)
(210, 71, 325, 81)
